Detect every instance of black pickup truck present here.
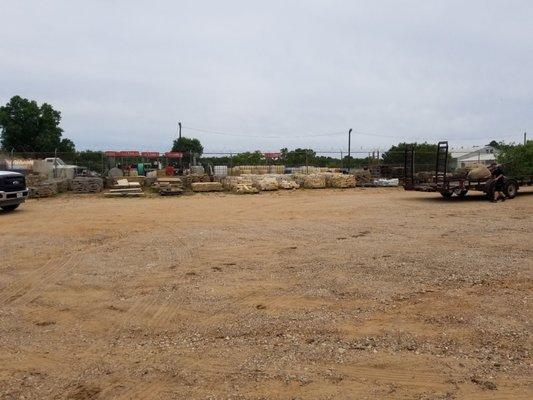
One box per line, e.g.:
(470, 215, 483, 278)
(0, 171, 29, 211)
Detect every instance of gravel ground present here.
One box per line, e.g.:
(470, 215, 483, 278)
(0, 187, 531, 399)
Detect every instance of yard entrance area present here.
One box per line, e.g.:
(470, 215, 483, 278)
(1, 188, 531, 399)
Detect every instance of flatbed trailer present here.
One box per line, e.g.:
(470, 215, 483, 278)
(403, 141, 532, 199)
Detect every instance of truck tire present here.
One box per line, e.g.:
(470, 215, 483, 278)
(457, 189, 468, 198)
(0, 204, 19, 212)
(504, 180, 518, 199)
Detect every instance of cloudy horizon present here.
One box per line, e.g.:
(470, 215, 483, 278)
(1, 0, 531, 153)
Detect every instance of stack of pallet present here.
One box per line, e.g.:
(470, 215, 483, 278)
(71, 177, 103, 193)
(105, 178, 144, 197)
(152, 177, 183, 196)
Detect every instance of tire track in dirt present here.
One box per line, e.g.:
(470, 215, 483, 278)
(75, 236, 196, 399)
(0, 252, 80, 306)
(110, 238, 195, 399)
(0, 238, 126, 307)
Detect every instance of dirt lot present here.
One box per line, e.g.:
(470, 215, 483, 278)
(0, 187, 531, 399)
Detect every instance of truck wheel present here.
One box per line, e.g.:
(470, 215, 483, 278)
(440, 191, 453, 199)
(504, 180, 518, 199)
(457, 189, 468, 198)
(0, 204, 19, 212)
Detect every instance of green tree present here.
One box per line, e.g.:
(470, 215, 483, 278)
(497, 141, 533, 178)
(231, 151, 264, 165)
(280, 148, 316, 166)
(171, 137, 203, 155)
(0, 96, 75, 153)
(382, 142, 448, 170)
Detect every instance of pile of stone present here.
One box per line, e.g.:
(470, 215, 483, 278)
(352, 169, 373, 186)
(181, 174, 211, 189)
(252, 176, 278, 191)
(324, 173, 356, 188)
(220, 176, 259, 194)
(71, 177, 103, 193)
(294, 173, 327, 189)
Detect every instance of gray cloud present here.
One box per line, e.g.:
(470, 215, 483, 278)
(1, 0, 531, 153)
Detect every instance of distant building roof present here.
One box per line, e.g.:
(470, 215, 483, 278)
(451, 145, 498, 160)
(457, 153, 497, 163)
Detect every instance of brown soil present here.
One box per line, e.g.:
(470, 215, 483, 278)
(1, 187, 532, 399)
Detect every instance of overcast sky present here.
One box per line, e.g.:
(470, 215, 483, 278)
(1, 0, 531, 153)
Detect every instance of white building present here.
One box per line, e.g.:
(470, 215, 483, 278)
(450, 145, 499, 169)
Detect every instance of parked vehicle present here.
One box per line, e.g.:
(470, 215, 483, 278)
(0, 171, 29, 211)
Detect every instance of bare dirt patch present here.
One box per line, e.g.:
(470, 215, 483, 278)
(0, 188, 531, 399)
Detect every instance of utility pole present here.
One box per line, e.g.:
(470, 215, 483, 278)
(178, 122, 182, 140)
(524, 132, 527, 145)
(348, 128, 352, 158)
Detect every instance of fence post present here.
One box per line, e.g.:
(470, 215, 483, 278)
(54, 148, 58, 178)
(10, 148, 14, 169)
(305, 150, 308, 174)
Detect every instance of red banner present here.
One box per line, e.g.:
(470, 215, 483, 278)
(118, 151, 140, 157)
(141, 152, 160, 158)
(164, 152, 183, 158)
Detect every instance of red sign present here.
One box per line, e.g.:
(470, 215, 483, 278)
(118, 151, 140, 157)
(264, 152, 281, 159)
(105, 151, 119, 157)
(164, 152, 183, 158)
(141, 152, 160, 158)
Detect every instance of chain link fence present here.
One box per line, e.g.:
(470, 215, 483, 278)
(0, 148, 496, 179)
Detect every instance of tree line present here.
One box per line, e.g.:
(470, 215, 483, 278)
(1, 96, 531, 175)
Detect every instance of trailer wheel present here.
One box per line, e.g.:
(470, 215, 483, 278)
(440, 191, 453, 199)
(504, 180, 518, 199)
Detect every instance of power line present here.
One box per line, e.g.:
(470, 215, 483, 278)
(181, 123, 524, 143)
(182, 125, 345, 138)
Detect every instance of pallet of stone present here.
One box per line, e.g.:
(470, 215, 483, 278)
(104, 192, 145, 197)
(104, 187, 144, 197)
(71, 177, 103, 193)
(191, 182, 223, 192)
(114, 179, 142, 189)
(29, 183, 57, 198)
(152, 177, 183, 195)
(46, 178, 70, 193)
(159, 185, 183, 196)
(182, 174, 210, 188)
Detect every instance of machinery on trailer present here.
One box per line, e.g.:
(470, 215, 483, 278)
(403, 141, 531, 199)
